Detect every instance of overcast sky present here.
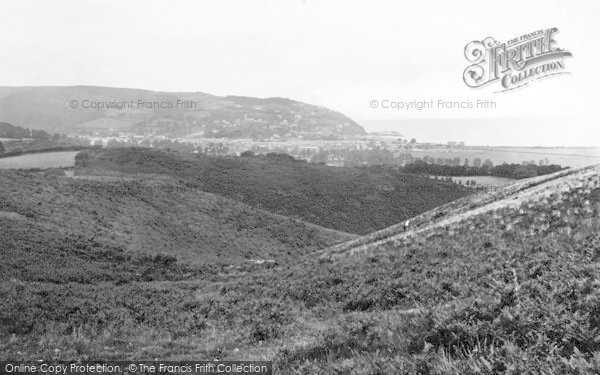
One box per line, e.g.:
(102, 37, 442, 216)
(1, 0, 598, 146)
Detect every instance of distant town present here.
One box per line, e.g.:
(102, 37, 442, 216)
(0, 121, 583, 172)
(78, 129, 564, 170)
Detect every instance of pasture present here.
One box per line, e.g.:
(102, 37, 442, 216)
(411, 146, 600, 168)
(0, 151, 79, 169)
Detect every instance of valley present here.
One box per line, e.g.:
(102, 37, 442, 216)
(72, 148, 469, 234)
(2, 155, 599, 373)
(4, 1, 599, 372)
(0, 94, 596, 374)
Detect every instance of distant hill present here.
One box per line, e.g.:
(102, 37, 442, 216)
(75, 147, 470, 234)
(0, 86, 365, 139)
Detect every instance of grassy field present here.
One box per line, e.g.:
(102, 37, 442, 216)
(0, 151, 79, 169)
(2, 163, 600, 373)
(412, 146, 600, 169)
(75, 148, 470, 234)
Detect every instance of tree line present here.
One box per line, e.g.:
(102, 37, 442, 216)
(401, 159, 565, 179)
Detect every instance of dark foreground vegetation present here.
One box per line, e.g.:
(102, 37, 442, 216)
(1, 163, 599, 373)
(75, 147, 469, 234)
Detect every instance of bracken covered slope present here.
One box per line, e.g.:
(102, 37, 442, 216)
(75, 147, 470, 234)
(0, 169, 355, 284)
(2, 165, 600, 374)
(320, 165, 591, 258)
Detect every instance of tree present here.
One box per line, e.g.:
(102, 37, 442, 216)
(483, 159, 494, 168)
(106, 139, 124, 148)
(514, 166, 537, 179)
(464, 158, 469, 167)
(74, 150, 90, 167)
(31, 129, 50, 140)
(0, 141, 4, 154)
(473, 158, 482, 168)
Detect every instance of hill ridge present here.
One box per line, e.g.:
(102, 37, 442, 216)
(0, 85, 365, 138)
(319, 164, 599, 259)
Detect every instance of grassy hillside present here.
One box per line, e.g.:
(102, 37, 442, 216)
(75, 147, 470, 234)
(0, 169, 354, 284)
(3, 165, 600, 374)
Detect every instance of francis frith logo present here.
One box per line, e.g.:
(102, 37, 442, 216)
(463, 28, 572, 92)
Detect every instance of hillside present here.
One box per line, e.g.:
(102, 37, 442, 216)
(0, 86, 365, 139)
(3, 165, 598, 372)
(320, 166, 587, 258)
(0, 169, 355, 285)
(250, 164, 599, 373)
(75, 147, 471, 234)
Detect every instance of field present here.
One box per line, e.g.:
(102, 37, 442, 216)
(0, 151, 79, 169)
(412, 146, 600, 168)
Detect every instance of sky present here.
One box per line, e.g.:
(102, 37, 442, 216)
(0, 0, 599, 146)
